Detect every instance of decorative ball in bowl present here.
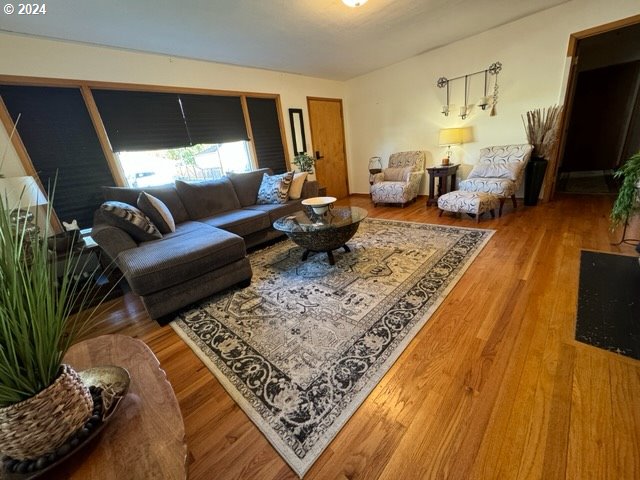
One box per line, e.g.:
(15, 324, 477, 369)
(301, 196, 337, 215)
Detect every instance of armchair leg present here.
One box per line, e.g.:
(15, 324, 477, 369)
(511, 195, 517, 209)
(499, 198, 505, 216)
(439, 209, 444, 217)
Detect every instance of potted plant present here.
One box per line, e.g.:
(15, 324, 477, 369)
(1, 139, 110, 468)
(292, 152, 315, 173)
(522, 105, 563, 205)
(610, 151, 640, 229)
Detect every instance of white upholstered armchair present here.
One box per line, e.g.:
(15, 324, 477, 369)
(459, 144, 533, 215)
(370, 151, 426, 207)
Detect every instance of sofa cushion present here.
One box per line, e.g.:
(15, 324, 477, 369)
(100, 201, 162, 242)
(245, 200, 303, 223)
(288, 172, 308, 200)
(117, 222, 246, 296)
(257, 172, 294, 204)
(102, 185, 190, 224)
(198, 209, 271, 237)
(137, 192, 176, 234)
(175, 177, 241, 219)
(227, 168, 272, 207)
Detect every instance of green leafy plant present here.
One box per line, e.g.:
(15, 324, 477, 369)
(610, 152, 640, 228)
(0, 123, 113, 406)
(292, 152, 315, 173)
(0, 186, 112, 406)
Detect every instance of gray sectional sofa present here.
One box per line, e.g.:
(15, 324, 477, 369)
(92, 168, 318, 323)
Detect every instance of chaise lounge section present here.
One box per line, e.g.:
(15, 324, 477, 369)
(92, 168, 318, 323)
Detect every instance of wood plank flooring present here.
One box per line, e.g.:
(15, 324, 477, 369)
(85, 193, 640, 479)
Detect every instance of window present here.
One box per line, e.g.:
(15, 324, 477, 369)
(0, 85, 115, 229)
(118, 141, 253, 188)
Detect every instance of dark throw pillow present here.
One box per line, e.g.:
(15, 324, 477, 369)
(256, 172, 294, 205)
(137, 192, 176, 234)
(100, 201, 162, 242)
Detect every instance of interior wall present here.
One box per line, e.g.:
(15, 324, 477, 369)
(0, 32, 345, 177)
(344, 0, 640, 195)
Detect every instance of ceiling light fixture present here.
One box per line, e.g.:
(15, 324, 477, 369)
(342, 0, 367, 7)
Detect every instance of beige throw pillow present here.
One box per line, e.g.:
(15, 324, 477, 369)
(384, 166, 413, 182)
(288, 172, 308, 200)
(137, 192, 176, 234)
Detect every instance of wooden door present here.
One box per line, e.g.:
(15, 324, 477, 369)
(307, 97, 349, 199)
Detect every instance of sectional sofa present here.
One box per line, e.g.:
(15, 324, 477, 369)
(92, 168, 318, 323)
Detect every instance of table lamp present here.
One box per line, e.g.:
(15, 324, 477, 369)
(0, 176, 49, 252)
(438, 128, 463, 166)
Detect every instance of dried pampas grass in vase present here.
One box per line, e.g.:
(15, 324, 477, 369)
(522, 105, 563, 159)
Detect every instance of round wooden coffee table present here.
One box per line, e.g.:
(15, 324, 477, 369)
(273, 206, 368, 265)
(47, 335, 187, 479)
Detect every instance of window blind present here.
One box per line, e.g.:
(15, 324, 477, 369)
(179, 94, 248, 144)
(0, 85, 115, 229)
(92, 90, 190, 152)
(92, 90, 248, 152)
(246, 97, 287, 174)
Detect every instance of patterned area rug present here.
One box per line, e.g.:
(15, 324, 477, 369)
(171, 219, 493, 476)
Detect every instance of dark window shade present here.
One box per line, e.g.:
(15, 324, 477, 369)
(246, 97, 287, 174)
(92, 90, 249, 152)
(179, 94, 248, 144)
(0, 85, 115, 229)
(92, 90, 190, 152)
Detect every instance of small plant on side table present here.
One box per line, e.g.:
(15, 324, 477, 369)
(292, 152, 315, 173)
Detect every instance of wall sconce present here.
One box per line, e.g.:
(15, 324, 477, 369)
(437, 62, 502, 117)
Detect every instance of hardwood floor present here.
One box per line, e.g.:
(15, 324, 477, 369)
(86, 193, 640, 479)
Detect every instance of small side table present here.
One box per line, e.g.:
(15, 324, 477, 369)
(426, 164, 459, 206)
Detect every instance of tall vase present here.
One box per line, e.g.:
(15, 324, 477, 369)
(524, 156, 548, 206)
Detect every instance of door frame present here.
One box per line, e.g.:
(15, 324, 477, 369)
(306, 96, 350, 197)
(546, 13, 640, 201)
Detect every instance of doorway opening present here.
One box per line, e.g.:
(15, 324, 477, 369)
(555, 21, 640, 196)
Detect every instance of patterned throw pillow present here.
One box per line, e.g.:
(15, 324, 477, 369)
(100, 201, 162, 242)
(137, 192, 176, 234)
(256, 172, 295, 204)
(467, 163, 522, 181)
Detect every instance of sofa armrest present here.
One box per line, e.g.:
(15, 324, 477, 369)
(301, 180, 319, 199)
(91, 220, 137, 262)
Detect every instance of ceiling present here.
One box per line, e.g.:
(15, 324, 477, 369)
(0, 0, 569, 80)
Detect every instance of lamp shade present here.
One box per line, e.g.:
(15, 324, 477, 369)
(438, 128, 464, 146)
(0, 176, 48, 210)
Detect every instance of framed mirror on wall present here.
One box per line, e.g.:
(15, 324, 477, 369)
(289, 108, 307, 156)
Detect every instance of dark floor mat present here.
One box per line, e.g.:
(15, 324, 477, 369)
(576, 250, 640, 360)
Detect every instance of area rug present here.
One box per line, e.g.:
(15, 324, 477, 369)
(575, 250, 640, 359)
(171, 219, 494, 476)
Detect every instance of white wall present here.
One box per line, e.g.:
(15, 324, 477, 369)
(344, 0, 640, 194)
(0, 32, 345, 177)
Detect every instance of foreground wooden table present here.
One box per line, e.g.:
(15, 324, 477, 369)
(49, 334, 187, 479)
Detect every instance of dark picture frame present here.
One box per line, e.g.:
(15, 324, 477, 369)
(288, 108, 307, 156)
